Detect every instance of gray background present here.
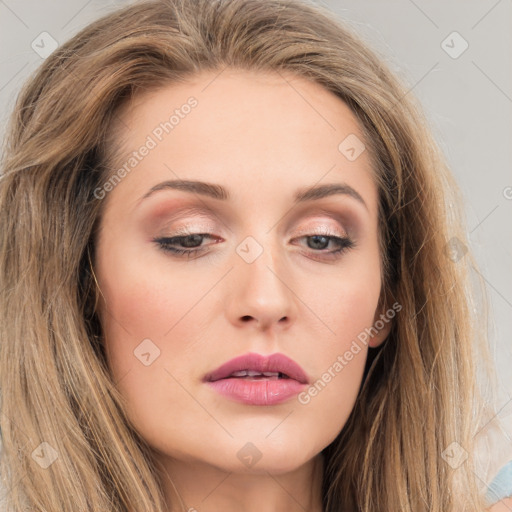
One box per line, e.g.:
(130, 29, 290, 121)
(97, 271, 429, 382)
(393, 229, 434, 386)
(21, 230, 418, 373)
(0, 0, 510, 456)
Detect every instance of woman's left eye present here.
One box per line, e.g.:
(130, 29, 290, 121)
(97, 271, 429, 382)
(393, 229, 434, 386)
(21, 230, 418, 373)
(153, 232, 355, 260)
(294, 234, 355, 259)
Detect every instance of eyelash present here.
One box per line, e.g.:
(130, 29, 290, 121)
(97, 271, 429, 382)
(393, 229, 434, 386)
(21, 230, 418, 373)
(153, 230, 355, 261)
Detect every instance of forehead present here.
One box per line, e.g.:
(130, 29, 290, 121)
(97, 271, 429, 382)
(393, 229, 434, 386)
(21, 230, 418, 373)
(101, 69, 378, 217)
(114, 69, 365, 144)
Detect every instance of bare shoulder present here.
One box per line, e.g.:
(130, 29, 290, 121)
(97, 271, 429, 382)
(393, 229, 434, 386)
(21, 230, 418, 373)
(487, 497, 512, 511)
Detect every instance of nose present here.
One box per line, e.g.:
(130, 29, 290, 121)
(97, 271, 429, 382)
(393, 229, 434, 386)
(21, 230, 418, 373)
(225, 237, 297, 332)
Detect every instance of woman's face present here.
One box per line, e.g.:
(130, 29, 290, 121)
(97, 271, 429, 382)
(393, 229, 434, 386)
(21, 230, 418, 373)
(94, 69, 391, 475)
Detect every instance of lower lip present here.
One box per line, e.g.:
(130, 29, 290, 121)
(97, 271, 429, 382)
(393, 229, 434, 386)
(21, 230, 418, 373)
(206, 377, 307, 406)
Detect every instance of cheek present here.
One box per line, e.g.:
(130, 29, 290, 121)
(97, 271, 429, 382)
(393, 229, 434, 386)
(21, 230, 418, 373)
(304, 242, 383, 347)
(303, 281, 373, 395)
(95, 246, 220, 438)
(284, 247, 382, 440)
(94, 231, 211, 381)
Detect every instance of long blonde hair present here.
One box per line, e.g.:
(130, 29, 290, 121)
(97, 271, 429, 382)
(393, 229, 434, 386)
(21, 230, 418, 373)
(0, 0, 493, 510)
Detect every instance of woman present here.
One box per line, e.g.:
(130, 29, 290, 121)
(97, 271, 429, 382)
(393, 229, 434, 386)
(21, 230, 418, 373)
(0, 0, 509, 510)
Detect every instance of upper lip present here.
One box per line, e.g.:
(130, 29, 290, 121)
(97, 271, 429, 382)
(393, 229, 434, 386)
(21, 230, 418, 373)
(204, 352, 309, 384)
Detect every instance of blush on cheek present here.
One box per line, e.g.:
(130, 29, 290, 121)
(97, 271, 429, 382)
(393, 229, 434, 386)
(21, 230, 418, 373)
(320, 281, 382, 347)
(99, 260, 218, 368)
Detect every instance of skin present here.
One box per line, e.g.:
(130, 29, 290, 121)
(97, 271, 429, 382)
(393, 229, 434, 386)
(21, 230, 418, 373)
(94, 69, 392, 512)
(489, 499, 512, 512)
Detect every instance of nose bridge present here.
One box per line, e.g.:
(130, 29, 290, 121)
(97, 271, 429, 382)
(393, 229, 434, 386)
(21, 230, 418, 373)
(228, 231, 295, 329)
(237, 233, 286, 298)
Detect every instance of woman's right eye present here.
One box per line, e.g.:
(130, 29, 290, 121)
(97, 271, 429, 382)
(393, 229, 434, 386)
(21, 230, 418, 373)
(153, 233, 217, 257)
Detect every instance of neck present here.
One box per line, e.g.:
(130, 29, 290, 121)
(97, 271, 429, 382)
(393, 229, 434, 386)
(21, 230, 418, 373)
(154, 452, 325, 512)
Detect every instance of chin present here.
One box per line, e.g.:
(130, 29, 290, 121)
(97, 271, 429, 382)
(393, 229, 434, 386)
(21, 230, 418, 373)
(204, 437, 324, 475)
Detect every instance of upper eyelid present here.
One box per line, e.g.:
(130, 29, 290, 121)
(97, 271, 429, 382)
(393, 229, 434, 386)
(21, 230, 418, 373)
(148, 203, 358, 239)
(293, 223, 349, 236)
(159, 212, 351, 232)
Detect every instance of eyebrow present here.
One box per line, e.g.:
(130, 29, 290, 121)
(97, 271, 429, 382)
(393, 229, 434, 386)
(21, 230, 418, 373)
(138, 179, 368, 210)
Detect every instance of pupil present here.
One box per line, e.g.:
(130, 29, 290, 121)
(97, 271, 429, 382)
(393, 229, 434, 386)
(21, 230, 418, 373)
(182, 234, 203, 248)
(309, 235, 328, 250)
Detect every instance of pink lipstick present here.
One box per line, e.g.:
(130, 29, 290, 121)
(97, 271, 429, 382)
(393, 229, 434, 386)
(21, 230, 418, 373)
(203, 352, 309, 406)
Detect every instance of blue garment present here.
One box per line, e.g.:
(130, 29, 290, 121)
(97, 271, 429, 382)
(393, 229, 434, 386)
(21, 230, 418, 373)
(486, 460, 512, 505)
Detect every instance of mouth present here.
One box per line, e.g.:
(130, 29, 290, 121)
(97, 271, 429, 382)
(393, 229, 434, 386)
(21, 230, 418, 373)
(203, 352, 309, 406)
(226, 370, 291, 380)
(204, 352, 309, 384)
